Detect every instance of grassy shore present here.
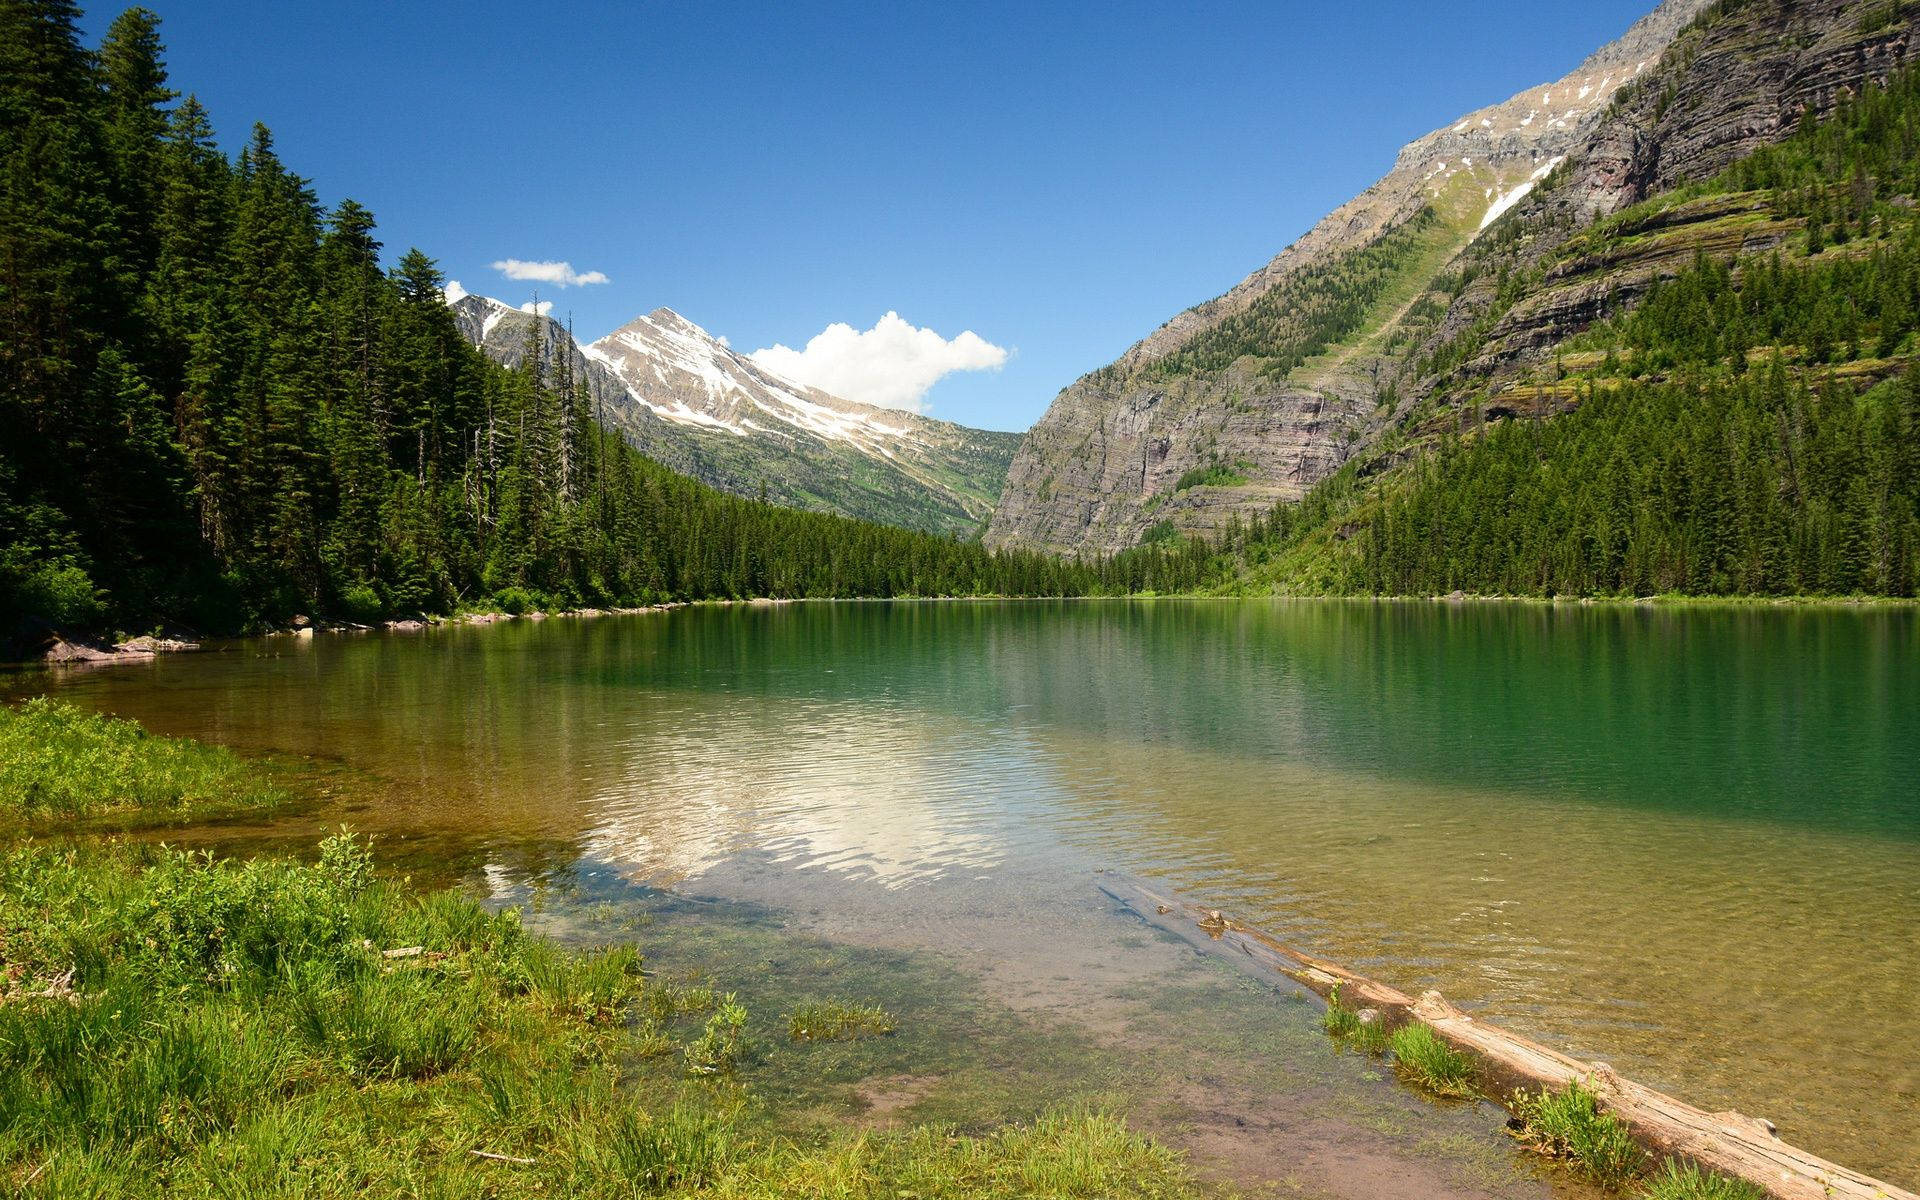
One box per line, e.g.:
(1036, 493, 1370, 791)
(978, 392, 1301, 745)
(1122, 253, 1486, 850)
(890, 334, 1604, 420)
(0, 702, 1202, 1198)
(0, 699, 288, 833)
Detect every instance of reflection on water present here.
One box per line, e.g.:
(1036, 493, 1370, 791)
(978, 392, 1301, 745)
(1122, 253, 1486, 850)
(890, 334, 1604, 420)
(9, 600, 1917, 1185)
(580, 700, 1015, 888)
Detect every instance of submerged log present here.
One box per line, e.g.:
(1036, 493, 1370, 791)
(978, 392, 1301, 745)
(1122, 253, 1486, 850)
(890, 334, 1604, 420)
(1098, 875, 1916, 1200)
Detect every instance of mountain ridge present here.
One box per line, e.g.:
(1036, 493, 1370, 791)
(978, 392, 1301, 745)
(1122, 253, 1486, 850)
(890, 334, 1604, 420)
(984, 0, 1717, 554)
(448, 294, 1020, 536)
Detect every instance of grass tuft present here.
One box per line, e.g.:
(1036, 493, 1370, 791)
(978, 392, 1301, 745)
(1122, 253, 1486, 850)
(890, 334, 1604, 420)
(1322, 987, 1390, 1055)
(1386, 1022, 1478, 1098)
(683, 994, 749, 1077)
(787, 1000, 897, 1042)
(1641, 1159, 1769, 1200)
(1510, 1080, 1646, 1188)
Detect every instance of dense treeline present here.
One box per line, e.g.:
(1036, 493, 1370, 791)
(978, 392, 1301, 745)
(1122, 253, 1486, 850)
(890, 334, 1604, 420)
(1584, 233, 1920, 369)
(0, 3, 1207, 636)
(1719, 56, 1920, 242)
(1354, 370, 1920, 596)
(1351, 219, 1920, 595)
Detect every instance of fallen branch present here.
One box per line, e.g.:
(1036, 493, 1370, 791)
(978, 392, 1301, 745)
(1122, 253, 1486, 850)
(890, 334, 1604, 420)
(21, 1155, 53, 1188)
(1099, 874, 1916, 1200)
(468, 1150, 537, 1165)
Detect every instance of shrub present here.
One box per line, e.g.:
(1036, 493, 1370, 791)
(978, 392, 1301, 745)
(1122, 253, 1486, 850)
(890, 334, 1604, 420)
(338, 582, 384, 623)
(7, 559, 107, 628)
(491, 586, 539, 615)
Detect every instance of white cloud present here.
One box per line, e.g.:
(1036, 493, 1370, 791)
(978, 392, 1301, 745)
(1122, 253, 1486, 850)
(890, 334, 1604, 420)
(519, 299, 554, 317)
(490, 258, 610, 288)
(444, 278, 469, 303)
(750, 312, 1008, 412)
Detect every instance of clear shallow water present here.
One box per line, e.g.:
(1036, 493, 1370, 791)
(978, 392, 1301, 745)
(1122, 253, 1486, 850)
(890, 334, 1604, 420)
(10, 600, 1917, 1184)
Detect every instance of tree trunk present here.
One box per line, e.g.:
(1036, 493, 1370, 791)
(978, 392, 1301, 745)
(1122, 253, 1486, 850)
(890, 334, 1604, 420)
(1098, 875, 1915, 1200)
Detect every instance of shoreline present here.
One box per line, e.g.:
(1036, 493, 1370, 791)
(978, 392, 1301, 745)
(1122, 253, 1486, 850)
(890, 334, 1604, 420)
(0, 702, 1560, 1198)
(18, 589, 1917, 667)
(15, 698, 1920, 1190)
(1102, 876, 1918, 1200)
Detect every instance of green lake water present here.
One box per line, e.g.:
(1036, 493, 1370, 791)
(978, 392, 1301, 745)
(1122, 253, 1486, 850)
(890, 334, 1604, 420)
(9, 599, 1916, 1185)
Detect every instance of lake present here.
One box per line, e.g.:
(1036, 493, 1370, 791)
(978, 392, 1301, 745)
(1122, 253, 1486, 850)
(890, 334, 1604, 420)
(10, 599, 1917, 1184)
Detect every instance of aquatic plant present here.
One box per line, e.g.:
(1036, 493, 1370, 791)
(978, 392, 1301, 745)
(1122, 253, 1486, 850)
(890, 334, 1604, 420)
(1322, 985, 1391, 1054)
(1386, 1022, 1478, 1098)
(1510, 1080, 1646, 1188)
(1641, 1159, 1769, 1200)
(787, 1000, 898, 1042)
(684, 994, 750, 1076)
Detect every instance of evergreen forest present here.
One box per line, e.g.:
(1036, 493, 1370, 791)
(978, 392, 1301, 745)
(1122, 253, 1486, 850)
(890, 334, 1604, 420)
(0, 2, 1210, 640)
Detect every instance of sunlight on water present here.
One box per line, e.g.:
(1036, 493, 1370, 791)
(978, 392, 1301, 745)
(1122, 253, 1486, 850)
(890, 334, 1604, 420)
(11, 599, 1916, 1184)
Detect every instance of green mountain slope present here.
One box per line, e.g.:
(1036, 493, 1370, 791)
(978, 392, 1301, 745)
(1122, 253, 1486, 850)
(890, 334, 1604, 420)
(1212, 0, 1920, 598)
(985, 0, 1719, 554)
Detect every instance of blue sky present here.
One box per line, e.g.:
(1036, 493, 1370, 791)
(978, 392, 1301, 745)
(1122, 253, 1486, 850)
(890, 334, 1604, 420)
(88, 1, 1660, 430)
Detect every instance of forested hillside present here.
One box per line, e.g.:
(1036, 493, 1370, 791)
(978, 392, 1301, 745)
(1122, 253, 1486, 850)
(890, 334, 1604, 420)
(0, 3, 1207, 643)
(1217, 18, 1920, 599)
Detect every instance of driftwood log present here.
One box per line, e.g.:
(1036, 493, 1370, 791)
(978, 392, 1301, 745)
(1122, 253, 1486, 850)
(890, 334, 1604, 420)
(1098, 874, 1915, 1200)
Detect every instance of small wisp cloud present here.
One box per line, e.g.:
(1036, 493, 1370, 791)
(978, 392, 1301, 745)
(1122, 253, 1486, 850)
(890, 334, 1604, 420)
(752, 313, 1008, 413)
(490, 258, 610, 288)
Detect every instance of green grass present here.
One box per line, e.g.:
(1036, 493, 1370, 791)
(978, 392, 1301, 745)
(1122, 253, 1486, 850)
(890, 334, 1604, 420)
(0, 836, 1204, 1198)
(1641, 1159, 1769, 1200)
(1386, 1022, 1478, 1098)
(0, 699, 285, 828)
(1321, 987, 1391, 1055)
(787, 1000, 897, 1042)
(1509, 1080, 1646, 1188)
(1173, 462, 1252, 492)
(684, 994, 749, 1076)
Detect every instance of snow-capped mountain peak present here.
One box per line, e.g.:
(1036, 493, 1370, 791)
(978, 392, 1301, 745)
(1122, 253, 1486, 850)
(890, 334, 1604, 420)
(584, 308, 917, 448)
(444, 291, 1020, 536)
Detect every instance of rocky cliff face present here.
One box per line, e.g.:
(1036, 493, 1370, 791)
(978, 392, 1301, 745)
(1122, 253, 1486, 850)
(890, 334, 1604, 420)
(1412, 0, 1920, 394)
(448, 295, 1020, 535)
(985, 0, 1717, 554)
(1568, 0, 1920, 219)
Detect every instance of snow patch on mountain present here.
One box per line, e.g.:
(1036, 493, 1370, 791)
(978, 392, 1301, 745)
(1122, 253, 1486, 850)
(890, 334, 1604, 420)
(1479, 155, 1567, 231)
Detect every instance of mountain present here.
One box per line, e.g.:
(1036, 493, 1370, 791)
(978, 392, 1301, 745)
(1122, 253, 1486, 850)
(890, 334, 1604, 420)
(985, 0, 1718, 554)
(1004, 0, 1920, 597)
(1225, 0, 1920, 598)
(449, 295, 1020, 536)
